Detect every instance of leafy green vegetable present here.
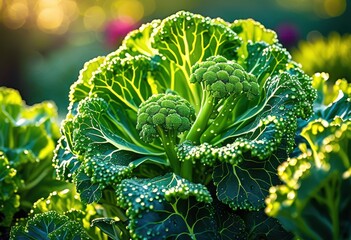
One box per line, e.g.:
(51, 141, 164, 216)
(310, 73, 351, 121)
(266, 76, 351, 239)
(54, 11, 315, 239)
(292, 33, 351, 84)
(29, 186, 108, 240)
(0, 152, 19, 228)
(116, 173, 215, 239)
(10, 210, 89, 240)
(266, 117, 351, 240)
(0, 87, 66, 237)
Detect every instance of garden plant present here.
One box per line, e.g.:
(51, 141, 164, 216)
(1, 11, 350, 240)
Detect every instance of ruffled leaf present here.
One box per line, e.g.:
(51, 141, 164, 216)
(115, 173, 215, 239)
(266, 118, 351, 239)
(10, 211, 89, 240)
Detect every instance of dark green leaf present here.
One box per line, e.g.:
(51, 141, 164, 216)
(214, 201, 248, 240)
(116, 173, 216, 239)
(213, 140, 287, 211)
(10, 211, 89, 240)
(76, 171, 102, 204)
(53, 136, 82, 182)
(0, 152, 19, 227)
(92, 218, 129, 240)
(240, 210, 293, 240)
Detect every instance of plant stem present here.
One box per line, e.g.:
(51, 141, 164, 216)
(186, 92, 214, 145)
(325, 175, 340, 240)
(157, 128, 181, 175)
(20, 167, 51, 191)
(180, 159, 193, 181)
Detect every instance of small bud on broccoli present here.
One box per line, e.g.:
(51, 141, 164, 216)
(190, 55, 259, 100)
(137, 93, 195, 143)
(136, 93, 195, 174)
(186, 55, 260, 144)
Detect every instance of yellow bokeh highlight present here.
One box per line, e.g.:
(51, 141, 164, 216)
(62, 0, 79, 21)
(34, 0, 79, 34)
(112, 0, 144, 21)
(1, 0, 150, 33)
(37, 7, 64, 32)
(324, 0, 346, 17)
(3, 0, 29, 29)
(276, 0, 310, 11)
(83, 5, 106, 31)
(276, 0, 347, 18)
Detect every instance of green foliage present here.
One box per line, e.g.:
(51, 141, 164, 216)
(0, 153, 19, 229)
(116, 173, 215, 239)
(0, 87, 66, 237)
(311, 73, 351, 121)
(293, 33, 351, 84)
(266, 76, 351, 239)
(10, 210, 89, 240)
(29, 187, 108, 239)
(54, 11, 316, 239)
(266, 118, 351, 240)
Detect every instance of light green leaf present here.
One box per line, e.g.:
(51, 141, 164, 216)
(151, 11, 241, 109)
(69, 56, 105, 113)
(230, 18, 278, 60)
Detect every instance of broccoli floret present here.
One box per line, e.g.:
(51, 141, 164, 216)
(136, 93, 195, 174)
(187, 55, 259, 144)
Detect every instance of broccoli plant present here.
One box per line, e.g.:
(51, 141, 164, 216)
(265, 73, 351, 240)
(54, 11, 315, 239)
(10, 210, 89, 240)
(0, 87, 67, 238)
(10, 186, 109, 240)
(266, 118, 351, 240)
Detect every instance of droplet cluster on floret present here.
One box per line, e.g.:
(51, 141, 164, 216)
(84, 150, 134, 188)
(177, 141, 247, 166)
(136, 93, 195, 143)
(190, 55, 259, 100)
(116, 173, 212, 217)
(177, 115, 287, 167)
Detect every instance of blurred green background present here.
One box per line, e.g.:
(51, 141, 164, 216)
(1, 0, 350, 117)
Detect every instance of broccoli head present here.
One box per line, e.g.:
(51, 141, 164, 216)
(137, 93, 195, 143)
(136, 93, 195, 174)
(190, 55, 259, 100)
(186, 55, 260, 144)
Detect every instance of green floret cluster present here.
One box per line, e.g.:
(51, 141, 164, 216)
(136, 93, 195, 143)
(190, 55, 259, 100)
(136, 93, 195, 174)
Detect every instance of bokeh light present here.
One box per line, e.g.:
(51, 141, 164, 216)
(0, 0, 153, 34)
(112, 0, 144, 22)
(83, 5, 106, 31)
(3, 0, 28, 29)
(323, 0, 346, 17)
(0, 0, 350, 116)
(276, 0, 347, 18)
